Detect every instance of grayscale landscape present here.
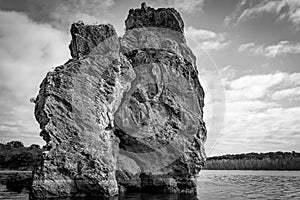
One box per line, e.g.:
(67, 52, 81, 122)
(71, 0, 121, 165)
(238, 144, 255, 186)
(0, 0, 300, 199)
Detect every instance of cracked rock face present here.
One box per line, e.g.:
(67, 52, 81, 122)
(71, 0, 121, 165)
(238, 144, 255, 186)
(31, 3, 206, 199)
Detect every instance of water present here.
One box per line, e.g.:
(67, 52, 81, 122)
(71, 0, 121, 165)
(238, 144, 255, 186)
(197, 170, 300, 200)
(0, 170, 299, 199)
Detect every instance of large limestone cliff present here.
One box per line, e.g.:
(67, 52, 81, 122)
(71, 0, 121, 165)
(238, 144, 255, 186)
(31, 3, 207, 199)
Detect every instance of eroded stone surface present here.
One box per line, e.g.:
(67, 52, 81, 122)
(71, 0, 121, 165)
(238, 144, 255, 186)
(31, 23, 135, 198)
(125, 2, 184, 33)
(115, 18, 206, 193)
(31, 3, 206, 198)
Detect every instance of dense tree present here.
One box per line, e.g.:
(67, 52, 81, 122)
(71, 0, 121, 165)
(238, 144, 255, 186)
(0, 155, 5, 165)
(204, 151, 300, 170)
(0, 140, 44, 170)
(7, 152, 35, 169)
(6, 141, 24, 148)
(30, 144, 41, 149)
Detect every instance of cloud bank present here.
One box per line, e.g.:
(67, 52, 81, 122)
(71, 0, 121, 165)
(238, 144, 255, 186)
(209, 68, 300, 155)
(225, 0, 300, 29)
(186, 26, 231, 51)
(0, 10, 70, 145)
(0, 0, 115, 31)
(238, 41, 300, 57)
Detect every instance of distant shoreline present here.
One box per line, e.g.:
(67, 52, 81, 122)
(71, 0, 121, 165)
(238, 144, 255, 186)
(204, 151, 300, 171)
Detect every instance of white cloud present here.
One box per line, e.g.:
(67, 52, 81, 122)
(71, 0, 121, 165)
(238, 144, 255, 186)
(0, 10, 70, 146)
(150, 0, 204, 13)
(238, 41, 300, 57)
(226, 0, 300, 29)
(49, 0, 114, 27)
(272, 87, 300, 101)
(238, 42, 255, 52)
(17, 0, 115, 32)
(228, 73, 284, 90)
(185, 26, 231, 51)
(208, 71, 300, 155)
(237, 1, 283, 23)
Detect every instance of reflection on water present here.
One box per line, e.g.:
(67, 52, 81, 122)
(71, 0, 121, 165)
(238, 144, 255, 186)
(1, 170, 300, 199)
(0, 184, 28, 200)
(70, 193, 198, 200)
(0, 185, 197, 200)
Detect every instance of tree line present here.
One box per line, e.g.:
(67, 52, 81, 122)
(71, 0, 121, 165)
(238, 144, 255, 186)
(0, 141, 44, 170)
(204, 151, 300, 170)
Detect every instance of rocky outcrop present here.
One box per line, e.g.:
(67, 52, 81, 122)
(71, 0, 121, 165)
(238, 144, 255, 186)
(31, 3, 206, 199)
(125, 2, 184, 33)
(31, 22, 134, 199)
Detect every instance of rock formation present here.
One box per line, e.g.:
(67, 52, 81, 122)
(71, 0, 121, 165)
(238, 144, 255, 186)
(31, 3, 207, 199)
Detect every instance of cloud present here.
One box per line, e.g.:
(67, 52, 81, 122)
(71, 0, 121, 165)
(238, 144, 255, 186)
(185, 26, 231, 51)
(225, 0, 300, 29)
(238, 41, 300, 57)
(0, 10, 70, 146)
(45, 0, 114, 28)
(224, 71, 300, 105)
(149, 0, 204, 13)
(208, 70, 300, 155)
(272, 87, 300, 101)
(237, 1, 283, 22)
(238, 42, 255, 52)
(0, 0, 115, 31)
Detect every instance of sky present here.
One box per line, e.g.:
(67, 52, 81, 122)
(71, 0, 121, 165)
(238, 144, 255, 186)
(0, 0, 299, 156)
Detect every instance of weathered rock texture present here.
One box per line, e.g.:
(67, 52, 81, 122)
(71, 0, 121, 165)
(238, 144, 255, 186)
(31, 3, 206, 199)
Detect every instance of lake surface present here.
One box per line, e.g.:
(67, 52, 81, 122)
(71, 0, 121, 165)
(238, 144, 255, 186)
(197, 170, 300, 200)
(0, 170, 299, 199)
